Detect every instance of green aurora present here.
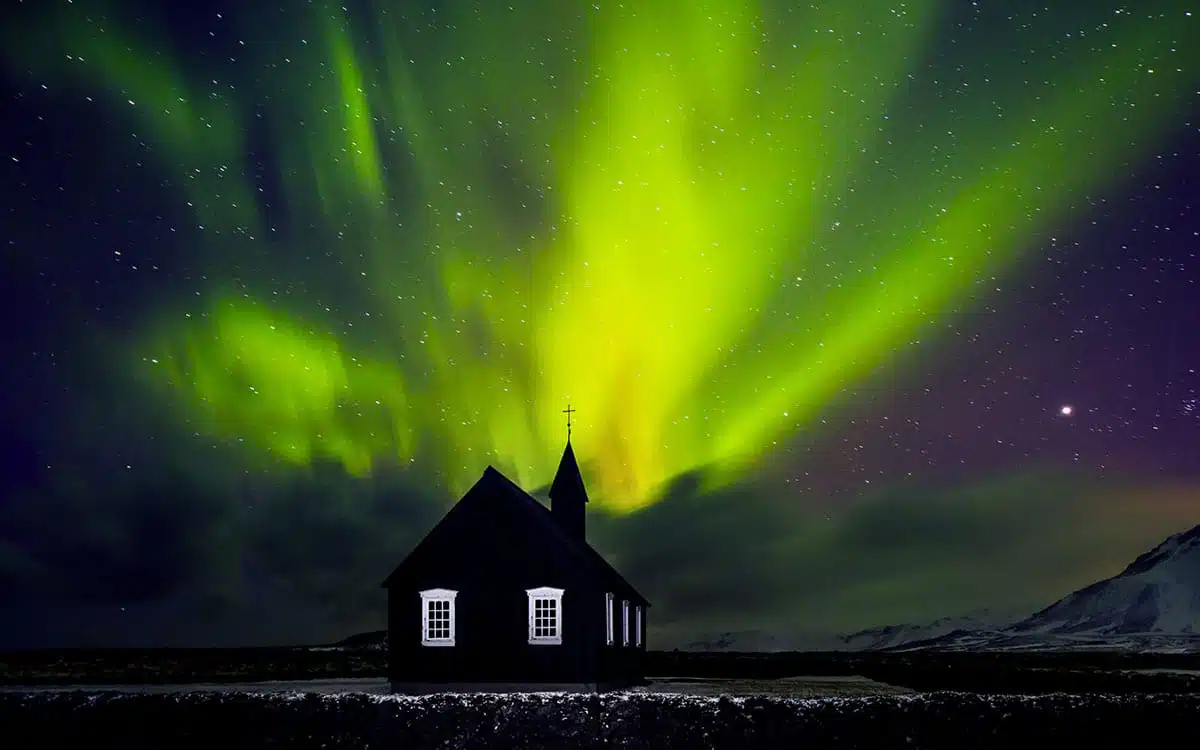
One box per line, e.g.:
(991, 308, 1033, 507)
(9, 0, 1196, 512)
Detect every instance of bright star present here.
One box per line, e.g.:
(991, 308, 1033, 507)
(1059, 405, 1073, 417)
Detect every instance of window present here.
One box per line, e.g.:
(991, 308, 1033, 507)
(622, 599, 630, 646)
(605, 592, 615, 645)
(635, 605, 643, 647)
(527, 586, 564, 645)
(419, 588, 457, 647)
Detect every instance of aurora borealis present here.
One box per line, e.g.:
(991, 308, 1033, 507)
(1, 0, 1199, 648)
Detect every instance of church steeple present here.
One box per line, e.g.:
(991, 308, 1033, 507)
(549, 405, 588, 541)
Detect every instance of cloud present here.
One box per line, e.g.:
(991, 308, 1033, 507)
(2, 443, 1197, 648)
(590, 469, 1200, 642)
(241, 462, 448, 624)
(0, 451, 450, 646)
(0, 464, 232, 605)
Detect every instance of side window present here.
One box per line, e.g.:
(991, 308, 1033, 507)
(419, 588, 457, 647)
(622, 599, 630, 646)
(527, 586, 565, 645)
(605, 592, 615, 645)
(635, 605, 643, 647)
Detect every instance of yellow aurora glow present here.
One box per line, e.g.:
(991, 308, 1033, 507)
(11, 0, 1194, 510)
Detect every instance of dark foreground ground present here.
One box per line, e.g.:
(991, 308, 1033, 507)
(3, 690, 1199, 750)
(3, 647, 1200, 693)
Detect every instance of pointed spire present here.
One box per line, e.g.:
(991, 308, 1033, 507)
(549, 440, 588, 506)
(550, 406, 589, 540)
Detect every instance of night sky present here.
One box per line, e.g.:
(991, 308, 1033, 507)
(1, 0, 1198, 649)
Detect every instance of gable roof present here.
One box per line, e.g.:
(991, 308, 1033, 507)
(381, 465, 650, 606)
(488, 466, 648, 605)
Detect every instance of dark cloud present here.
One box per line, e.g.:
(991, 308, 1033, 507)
(0, 465, 231, 604)
(1, 444, 1197, 649)
(242, 461, 448, 624)
(590, 469, 1198, 643)
(0, 451, 449, 647)
(589, 469, 810, 624)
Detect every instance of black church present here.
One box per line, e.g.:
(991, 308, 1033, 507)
(381, 413, 650, 693)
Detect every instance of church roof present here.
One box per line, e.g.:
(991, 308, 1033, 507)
(548, 441, 588, 504)
(381, 464, 649, 606)
(485, 465, 647, 603)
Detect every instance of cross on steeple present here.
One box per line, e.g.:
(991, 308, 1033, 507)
(562, 403, 576, 441)
(551, 403, 588, 539)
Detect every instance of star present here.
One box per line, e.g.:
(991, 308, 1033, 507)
(1059, 405, 1073, 417)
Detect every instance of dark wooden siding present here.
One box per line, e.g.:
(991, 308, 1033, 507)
(596, 596, 647, 682)
(386, 482, 607, 685)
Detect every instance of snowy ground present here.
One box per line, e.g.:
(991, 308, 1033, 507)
(5, 689, 1200, 749)
(0, 674, 910, 697)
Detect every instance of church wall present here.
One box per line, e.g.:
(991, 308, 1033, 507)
(596, 598, 649, 683)
(386, 481, 604, 685)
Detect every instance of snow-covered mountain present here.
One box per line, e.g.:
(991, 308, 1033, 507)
(1008, 524, 1200, 637)
(888, 523, 1200, 652)
(677, 613, 1014, 653)
(837, 613, 1010, 651)
(686, 523, 1200, 654)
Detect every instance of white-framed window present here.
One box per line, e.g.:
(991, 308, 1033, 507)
(635, 605, 643, 647)
(527, 586, 564, 645)
(605, 592, 615, 645)
(419, 588, 457, 647)
(622, 599, 630, 646)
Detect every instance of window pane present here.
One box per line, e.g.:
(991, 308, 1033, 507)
(424, 598, 453, 641)
(531, 596, 559, 638)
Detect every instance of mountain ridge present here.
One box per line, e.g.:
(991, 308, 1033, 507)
(1007, 523, 1200, 637)
(678, 523, 1200, 654)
